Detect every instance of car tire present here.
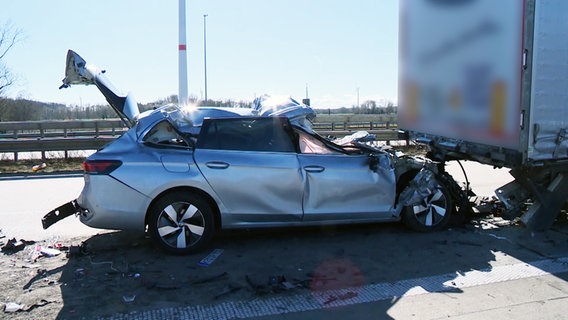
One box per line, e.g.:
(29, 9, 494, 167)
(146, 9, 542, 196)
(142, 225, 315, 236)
(148, 191, 214, 254)
(402, 176, 453, 232)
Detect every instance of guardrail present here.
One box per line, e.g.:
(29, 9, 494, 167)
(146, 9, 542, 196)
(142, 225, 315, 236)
(0, 120, 127, 160)
(0, 119, 400, 160)
(313, 121, 399, 141)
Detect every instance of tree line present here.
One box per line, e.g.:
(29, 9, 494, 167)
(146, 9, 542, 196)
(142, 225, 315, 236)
(0, 96, 397, 122)
(317, 100, 397, 115)
(0, 96, 255, 122)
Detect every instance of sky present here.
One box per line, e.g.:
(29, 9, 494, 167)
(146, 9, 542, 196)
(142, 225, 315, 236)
(0, 1, 399, 109)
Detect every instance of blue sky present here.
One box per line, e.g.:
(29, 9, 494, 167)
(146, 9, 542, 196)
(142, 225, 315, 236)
(0, 1, 398, 108)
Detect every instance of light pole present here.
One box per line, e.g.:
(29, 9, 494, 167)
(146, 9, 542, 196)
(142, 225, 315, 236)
(178, 0, 188, 105)
(203, 14, 208, 103)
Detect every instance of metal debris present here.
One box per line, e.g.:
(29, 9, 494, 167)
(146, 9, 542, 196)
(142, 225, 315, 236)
(1, 238, 28, 254)
(4, 302, 25, 313)
(3, 300, 53, 313)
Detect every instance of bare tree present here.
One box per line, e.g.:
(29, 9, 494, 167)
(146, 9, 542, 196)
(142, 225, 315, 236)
(0, 22, 22, 97)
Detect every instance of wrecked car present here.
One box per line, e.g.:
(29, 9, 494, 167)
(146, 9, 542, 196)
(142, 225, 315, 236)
(43, 50, 465, 254)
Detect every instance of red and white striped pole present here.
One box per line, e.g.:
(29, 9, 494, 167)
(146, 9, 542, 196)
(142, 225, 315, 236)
(178, 0, 189, 105)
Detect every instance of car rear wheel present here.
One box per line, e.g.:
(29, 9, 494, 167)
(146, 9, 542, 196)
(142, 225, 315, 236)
(148, 191, 214, 254)
(402, 177, 453, 232)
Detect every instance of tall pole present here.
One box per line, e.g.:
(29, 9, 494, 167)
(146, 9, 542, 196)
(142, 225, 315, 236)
(203, 14, 208, 103)
(178, 0, 189, 105)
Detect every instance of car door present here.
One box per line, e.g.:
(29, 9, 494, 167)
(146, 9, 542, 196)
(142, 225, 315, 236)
(193, 117, 304, 224)
(297, 136, 396, 222)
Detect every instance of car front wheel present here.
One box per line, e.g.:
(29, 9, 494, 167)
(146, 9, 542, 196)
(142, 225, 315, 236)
(402, 177, 453, 232)
(148, 191, 214, 254)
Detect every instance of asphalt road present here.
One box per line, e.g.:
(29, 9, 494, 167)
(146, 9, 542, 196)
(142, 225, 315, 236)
(2, 162, 568, 319)
(0, 174, 101, 241)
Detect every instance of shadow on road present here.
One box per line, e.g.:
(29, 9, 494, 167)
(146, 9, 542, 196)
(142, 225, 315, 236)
(3, 215, 567, 319)
(36, 215, 565, 319)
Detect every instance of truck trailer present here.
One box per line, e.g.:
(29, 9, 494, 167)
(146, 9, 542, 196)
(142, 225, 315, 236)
(399, 0, 568, 230)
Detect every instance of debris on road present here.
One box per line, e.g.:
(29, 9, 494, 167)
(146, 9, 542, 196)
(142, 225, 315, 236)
(1, 238, 34, 254)
(0, 197, 565, 319)
(34, 245, 62, 258)
(268, 275, 299, 292)
(488, 233, 510, 241)
(191, 271, 228, 285)
(68, 243, 87, 257)
(4, 302, 25, 313)
(23, 268, 50, 290)
(246, 275, 270, 296)
(141, 278, 182, 290)
(1, 238, 25, 254)
(323, 291, 358, 305)
(3, 300, 53, 313)
(198, 248, 224, 267)
(213, 284, 243, 300)
(122, 295, 136, 304)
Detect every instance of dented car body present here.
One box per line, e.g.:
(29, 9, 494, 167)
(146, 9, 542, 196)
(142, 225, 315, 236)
(43, 51, 464, 254)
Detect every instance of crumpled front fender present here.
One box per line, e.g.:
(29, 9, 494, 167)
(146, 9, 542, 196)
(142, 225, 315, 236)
(398, 169, 440, 207)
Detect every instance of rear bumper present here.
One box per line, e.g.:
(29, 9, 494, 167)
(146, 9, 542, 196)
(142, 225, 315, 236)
(42, 200, 86, 229)
(76, 174, 150, 231)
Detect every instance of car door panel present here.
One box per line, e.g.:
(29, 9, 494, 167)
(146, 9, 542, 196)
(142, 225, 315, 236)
(194, 149, 304, 223)
(299, 153, 396, 221)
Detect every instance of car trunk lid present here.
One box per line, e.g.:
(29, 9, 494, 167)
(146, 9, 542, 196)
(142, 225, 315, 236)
(60, 50, 140, 128)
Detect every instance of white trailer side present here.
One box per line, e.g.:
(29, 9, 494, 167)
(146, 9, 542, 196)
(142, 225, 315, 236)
(399, 0, 568, 230)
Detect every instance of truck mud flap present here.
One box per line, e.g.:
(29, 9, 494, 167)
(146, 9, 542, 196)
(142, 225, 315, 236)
(42, 200, 81, 229)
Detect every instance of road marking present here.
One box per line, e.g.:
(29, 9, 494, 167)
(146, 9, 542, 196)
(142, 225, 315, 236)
(101, 257, 568, 320)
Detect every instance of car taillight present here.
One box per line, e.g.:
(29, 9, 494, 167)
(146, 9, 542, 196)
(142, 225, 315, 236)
(82, 160, 122, 175)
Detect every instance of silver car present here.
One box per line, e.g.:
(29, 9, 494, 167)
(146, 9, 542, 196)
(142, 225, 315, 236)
(43, 51, 464, 254)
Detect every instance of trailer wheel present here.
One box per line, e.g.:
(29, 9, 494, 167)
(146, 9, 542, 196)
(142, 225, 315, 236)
(402, 177, 454, 232)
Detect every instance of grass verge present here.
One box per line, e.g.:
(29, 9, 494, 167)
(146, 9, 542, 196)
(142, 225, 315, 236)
(0, 158, 84, 175)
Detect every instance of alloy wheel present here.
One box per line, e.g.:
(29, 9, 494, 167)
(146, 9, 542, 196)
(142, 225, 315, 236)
(156, 201, 205, 249)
